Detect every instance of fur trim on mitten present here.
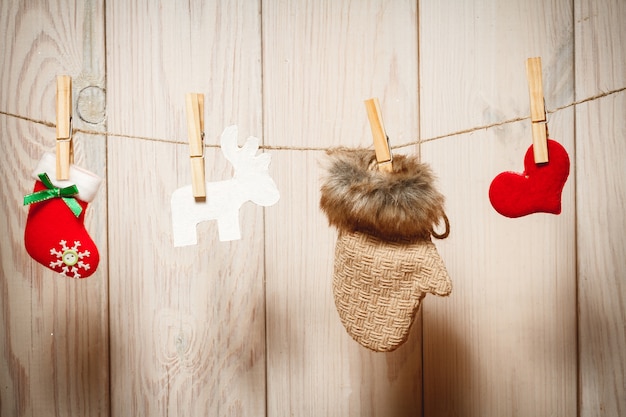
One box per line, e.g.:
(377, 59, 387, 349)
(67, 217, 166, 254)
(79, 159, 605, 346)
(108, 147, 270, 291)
(320, 148, 447, 241)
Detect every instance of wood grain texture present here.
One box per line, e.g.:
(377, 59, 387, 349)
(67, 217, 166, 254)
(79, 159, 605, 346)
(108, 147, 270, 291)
(422, 110, 577, 416)
(2, 1, 625, 416)
(107, 139, 266, 417)
(576, 2, 626, 415)
(420, 1, 577, 415)
(0, 1, 108, 416)
(105, 1, 265, 416)
(419, 0, 575, 141)
(262, 1, 422, 416)
(262, 0, 419, 150)
(575, 0, 626, 99)
(576, 93, 626, 417)
(264, 151, 424, 417)
(105, 0, 262, 144)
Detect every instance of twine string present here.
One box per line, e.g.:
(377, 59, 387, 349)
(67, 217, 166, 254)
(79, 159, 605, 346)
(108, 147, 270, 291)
(1, 86, 624, 152)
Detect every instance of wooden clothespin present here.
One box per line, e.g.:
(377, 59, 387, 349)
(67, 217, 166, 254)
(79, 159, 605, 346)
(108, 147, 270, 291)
(526, 57, 549, 163)
(56, 75, 72, 180)
(364, 97, 393, 172)
(186, 93, 206, 198)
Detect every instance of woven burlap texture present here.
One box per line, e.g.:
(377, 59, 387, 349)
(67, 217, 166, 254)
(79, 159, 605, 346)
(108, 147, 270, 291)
(333, 230, 451, 352)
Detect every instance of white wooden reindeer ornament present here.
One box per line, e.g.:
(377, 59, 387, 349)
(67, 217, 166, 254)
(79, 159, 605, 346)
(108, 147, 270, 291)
(171, 125, 280, 246)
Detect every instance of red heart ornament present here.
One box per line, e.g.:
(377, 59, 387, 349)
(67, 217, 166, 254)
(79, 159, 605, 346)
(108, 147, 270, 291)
(489, 139, 570, 218)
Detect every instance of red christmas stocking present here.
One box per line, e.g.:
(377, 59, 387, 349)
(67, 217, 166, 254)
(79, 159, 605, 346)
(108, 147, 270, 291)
(24, 153, 102, 279)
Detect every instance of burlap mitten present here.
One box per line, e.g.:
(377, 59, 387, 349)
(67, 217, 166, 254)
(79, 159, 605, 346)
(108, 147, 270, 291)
(320, 148, 451, 352)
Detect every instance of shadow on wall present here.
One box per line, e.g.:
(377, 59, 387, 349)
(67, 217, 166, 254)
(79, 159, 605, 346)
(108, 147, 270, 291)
(423, 315, 472, 417)
(349, 311, 425, 416)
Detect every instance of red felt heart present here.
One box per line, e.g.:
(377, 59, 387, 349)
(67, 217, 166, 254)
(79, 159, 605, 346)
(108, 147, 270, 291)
(489, 139, 570, 218)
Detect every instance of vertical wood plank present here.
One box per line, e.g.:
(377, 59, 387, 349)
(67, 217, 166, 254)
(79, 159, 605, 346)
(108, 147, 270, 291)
(420, 0, 577, 415)
(574, 0, 626, 100)
(576, 94, 626, 417)
(419, 0, 575, 141)
(575, 1, 626, 415)
(0, 1, 108, 416)
(262, 1, 422, 416)
(106, 1, 265, 416)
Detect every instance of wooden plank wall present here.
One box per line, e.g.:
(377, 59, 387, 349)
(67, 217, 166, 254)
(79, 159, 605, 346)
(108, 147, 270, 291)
(105, 1, 266, 416)
(0, 1, 109, 416)
(419, 1, 578, 416)
(575, 1, 626, 416)
(261, 1, 422, 416)
(0, 1, 624, 416)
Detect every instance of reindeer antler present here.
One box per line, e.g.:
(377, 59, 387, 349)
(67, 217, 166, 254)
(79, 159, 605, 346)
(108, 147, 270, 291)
(220, 125, 271, 174)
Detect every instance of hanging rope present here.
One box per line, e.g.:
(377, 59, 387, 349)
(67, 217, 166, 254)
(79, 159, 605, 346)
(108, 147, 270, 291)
(1, 86, 624, 151)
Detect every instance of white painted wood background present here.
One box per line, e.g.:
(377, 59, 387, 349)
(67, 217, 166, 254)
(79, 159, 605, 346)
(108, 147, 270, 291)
(1, 1, 624, 416)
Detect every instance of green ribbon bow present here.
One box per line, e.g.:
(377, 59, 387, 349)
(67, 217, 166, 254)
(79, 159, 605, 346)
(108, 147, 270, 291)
(23, 173, 83, 217)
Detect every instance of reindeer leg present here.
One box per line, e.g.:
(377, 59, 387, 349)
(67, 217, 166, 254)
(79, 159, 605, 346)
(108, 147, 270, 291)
(216, 210, 242, 241)
(171, 185, 206, 247)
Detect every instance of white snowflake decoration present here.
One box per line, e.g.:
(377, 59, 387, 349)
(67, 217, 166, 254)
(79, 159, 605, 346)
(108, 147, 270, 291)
(49, 240, 91, 279)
